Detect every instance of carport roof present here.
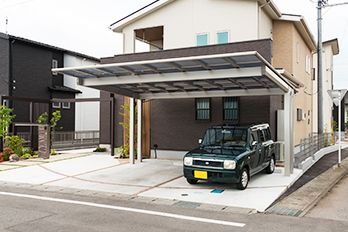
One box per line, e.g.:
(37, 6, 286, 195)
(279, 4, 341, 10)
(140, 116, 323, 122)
(53, 51, 294, 100)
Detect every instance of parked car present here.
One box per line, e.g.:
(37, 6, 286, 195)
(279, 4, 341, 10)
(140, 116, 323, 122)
(183, 124, 275, 190)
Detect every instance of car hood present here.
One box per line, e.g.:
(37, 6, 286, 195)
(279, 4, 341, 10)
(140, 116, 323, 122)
(187, 146, 247, 158)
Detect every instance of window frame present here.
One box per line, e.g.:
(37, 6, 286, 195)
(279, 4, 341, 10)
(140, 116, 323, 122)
(223, 97, 239, 124)
(62, 102, 70, 109)
(52, 102, 61, 108)
(195, 98, 211, 122)
(217, 31, 229, 44)
(196, 33, 209, 46)
(52, 59, 58, 75)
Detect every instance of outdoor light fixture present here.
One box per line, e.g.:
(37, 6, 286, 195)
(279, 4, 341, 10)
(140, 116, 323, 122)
(327, 89, 347, 167)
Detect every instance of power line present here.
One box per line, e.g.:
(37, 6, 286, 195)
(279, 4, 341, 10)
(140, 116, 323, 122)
(0, 0, 36, 10)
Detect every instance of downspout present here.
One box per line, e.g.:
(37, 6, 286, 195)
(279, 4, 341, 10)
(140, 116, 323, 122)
(258, 0, 271, 39)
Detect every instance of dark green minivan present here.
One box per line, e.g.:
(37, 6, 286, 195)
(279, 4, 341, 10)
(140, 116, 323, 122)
(183, 124, 275, 190)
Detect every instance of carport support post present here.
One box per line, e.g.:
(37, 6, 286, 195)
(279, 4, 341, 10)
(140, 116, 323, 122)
(137, 99, 142, 163)
(284, 90, 294, 176)
(129, 97, 135, 164)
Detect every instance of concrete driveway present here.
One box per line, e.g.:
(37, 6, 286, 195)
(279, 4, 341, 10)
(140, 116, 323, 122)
(0, 149, 302, 212)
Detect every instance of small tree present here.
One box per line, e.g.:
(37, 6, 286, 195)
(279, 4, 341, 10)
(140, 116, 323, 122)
(0, 105, 16, 152)
(119, 103, 138, 158)
(0, 105, 15, 138)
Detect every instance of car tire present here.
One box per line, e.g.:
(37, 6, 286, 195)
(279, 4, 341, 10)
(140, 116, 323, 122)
(265, 155, 275, 174)
(236, 168, 249, 190)
(186, 178, 198, 184)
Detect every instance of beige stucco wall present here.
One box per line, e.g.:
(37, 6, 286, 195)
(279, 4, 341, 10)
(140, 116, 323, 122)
(273, 20, 313, 145)
(122, 0, 273, 53)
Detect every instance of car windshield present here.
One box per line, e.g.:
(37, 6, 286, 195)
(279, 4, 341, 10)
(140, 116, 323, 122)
(201, 128, 247, 147)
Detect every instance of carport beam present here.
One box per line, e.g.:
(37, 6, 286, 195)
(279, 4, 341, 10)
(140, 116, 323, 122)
(129, 98, 135, 164)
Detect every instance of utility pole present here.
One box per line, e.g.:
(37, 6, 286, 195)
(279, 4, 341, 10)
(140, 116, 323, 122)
(317, 0, 348, 134)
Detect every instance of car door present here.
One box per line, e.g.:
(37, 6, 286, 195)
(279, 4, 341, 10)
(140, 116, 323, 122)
(249, 130, 261, 175)
(256, 129, 266, 167)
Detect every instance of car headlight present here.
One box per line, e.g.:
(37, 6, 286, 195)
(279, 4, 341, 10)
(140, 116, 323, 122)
(224, 160, 236, 170)
(184, 157, 193, 166)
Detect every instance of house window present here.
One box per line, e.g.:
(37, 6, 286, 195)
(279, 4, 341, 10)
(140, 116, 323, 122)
(52, 102, 61, 108)
(197, 34, 208, 46)
(196, 98, 210, 122)
(62, 102, 70, 109)
(217, 31, 228, 44)
(306, 55, 310, 74)
(52, 60, 58, 75)
(223, 97, 238, 124)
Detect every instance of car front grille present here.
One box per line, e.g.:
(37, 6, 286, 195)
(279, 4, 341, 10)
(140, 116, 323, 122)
(193, 159, 224, 169)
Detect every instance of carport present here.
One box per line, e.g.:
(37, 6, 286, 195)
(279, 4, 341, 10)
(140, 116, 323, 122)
(53, 51, 297, 176)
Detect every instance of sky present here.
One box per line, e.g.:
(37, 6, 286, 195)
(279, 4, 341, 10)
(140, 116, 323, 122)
(0, 0, 347, 88)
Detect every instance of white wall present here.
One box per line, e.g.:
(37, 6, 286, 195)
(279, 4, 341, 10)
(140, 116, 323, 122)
(64, 54, 100, 132)
(122, 0, 273, 53)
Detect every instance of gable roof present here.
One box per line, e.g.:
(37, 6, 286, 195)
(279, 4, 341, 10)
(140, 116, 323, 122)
(323, 38, 339, 55)
(109, 0, 282, 33)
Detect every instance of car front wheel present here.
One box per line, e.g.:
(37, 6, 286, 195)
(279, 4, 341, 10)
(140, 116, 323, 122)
(265, 156, 275, 174)
(236, 168, 249, 190)
(186, 178, 198, 184)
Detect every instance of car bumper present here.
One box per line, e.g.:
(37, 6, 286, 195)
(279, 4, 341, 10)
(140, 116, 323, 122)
(183, 166, 240, 183)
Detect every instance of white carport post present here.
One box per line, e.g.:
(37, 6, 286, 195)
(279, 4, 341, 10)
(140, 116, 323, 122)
(129, 97, 135, 164)
(284, 89, 295, 176)
(137, 99, 142, 163)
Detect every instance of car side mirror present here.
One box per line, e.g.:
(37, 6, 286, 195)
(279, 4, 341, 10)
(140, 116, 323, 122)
(251, 141, 257, 149)
(198, 139, 202, 144)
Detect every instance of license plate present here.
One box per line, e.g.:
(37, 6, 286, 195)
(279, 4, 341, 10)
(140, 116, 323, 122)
(194, 171, 207, 179)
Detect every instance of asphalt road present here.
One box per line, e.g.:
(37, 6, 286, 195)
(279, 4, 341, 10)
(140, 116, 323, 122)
(1, 185, 348, 232)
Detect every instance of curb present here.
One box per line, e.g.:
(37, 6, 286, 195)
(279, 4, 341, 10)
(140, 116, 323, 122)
(267, 157, 348, 217)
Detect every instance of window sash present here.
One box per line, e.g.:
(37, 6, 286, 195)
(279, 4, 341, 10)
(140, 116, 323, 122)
(217, 32, 228, 44)
(196, 98, 210, 122)
(223, 97, 238, 123)
(197, 34, 208, 46)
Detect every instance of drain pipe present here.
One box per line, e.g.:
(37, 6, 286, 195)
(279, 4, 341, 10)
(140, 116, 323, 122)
(258, 0, 271, 39)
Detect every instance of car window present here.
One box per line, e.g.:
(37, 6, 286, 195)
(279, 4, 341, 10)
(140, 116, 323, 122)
(202, 128, 247, 147)
(250, 131, 258, 147)
(259, 129, 266, 142)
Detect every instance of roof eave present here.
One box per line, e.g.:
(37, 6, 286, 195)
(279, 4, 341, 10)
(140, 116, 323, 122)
(323, 38, 339, 55)
(109, 0, 175, 33)
(279, 15, 317, 52)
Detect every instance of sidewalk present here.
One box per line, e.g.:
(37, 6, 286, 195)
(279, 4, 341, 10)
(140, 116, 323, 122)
(267, 141, 348, 217)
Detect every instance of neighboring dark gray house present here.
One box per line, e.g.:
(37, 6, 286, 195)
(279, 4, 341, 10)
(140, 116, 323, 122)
(0, 32, 100, 133)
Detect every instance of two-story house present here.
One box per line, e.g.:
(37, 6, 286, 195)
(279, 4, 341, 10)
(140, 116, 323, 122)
(0, 32, 100, 137)
(53, 0, 334, 174)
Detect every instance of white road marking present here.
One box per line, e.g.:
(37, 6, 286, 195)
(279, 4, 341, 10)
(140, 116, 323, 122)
(0, 191, 245, 228)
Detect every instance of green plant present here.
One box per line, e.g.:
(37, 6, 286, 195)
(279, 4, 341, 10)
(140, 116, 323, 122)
(333, 121, 338, 132)
(21, 147, 34, 157)
(2, 148, 13, 161)
(119, 103, 141, 159)
(93, 146, 106, 152)
(0, 105, 15, 138)
(37, 111, 62, 148)
(22, 153, 31, 159)
(114, 146, 124, 154)
(50, 149, 57, 155)
(4, 135, 25, 155)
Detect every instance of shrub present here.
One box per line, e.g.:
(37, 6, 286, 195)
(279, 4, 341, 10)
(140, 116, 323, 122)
(4, 135, 25, 155)
(93, 147, 106, 152)
(2, 148, 14, 161)
(22, 153, 32, 159)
